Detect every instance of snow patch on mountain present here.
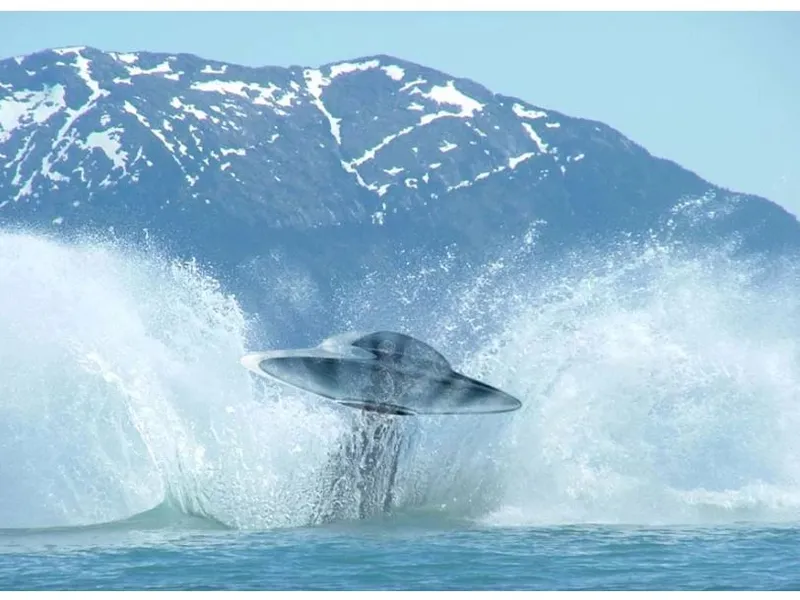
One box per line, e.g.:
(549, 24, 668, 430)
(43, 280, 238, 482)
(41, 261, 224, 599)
(509, 152, 535, 169)
(349, 126, 414, 168)
(513, 103, 547, 120)
(52, 46, 87, 57)
(84, 128, 128, 172)
(123, 100, 183, 171)
(329, 59, 381, 78)
(220, 147, 246, 157)
(522, 122, 549, 154)
(400, 77, 426, 92)
(127, 61, 172, 77)
(201, 64, 228, 75)
(0, 85, 66, 141)
(304, 68, 342, 144)
(110, 52, 139, 64)
(381, 65, 405, 81)
(8, 48, 113, 199)
(170, 97, 208, 121)
(190, 80, 284, 108)
(412, 80, 483, 118)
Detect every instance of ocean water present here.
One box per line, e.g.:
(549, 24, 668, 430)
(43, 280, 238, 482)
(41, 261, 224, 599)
(1, 230, 799, 590)
(2, 520, 800, 590)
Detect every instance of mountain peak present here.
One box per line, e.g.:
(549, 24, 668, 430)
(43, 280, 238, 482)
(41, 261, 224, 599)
(0, 45, 575, 215)
(1, 45, 797, 269)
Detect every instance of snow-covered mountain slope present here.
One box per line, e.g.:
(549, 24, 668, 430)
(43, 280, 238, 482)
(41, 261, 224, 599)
(1, 46, 798, 274)
(0, 47, 589, 225)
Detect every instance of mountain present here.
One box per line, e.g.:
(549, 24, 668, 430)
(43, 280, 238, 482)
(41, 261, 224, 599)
(1, 46, 799, 339)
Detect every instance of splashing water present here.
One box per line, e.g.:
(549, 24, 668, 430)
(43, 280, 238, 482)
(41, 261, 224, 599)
(0, 232, 347, 530)
(1, 227, 799, 531)
(386, 241, 800, 526)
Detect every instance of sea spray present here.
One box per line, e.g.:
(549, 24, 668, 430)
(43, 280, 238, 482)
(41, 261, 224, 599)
(2, 227, 799, 530)
(0, 232, 346, 529)
(359, 238, 800, 525)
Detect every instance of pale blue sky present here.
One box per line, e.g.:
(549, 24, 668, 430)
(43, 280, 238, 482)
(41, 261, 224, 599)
(1, 12, 798, 216)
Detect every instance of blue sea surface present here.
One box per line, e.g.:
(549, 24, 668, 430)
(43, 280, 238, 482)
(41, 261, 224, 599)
(1, 518, 799, 590)
(3, 234, 800, 591)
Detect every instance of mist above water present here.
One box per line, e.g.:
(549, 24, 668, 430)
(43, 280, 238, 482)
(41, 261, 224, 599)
(0, 225, 798, 531)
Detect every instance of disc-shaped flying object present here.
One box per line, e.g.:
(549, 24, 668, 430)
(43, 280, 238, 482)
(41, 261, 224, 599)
(240, 331, 522, 416)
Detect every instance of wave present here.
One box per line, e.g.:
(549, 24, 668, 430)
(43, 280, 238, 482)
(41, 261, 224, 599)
(0, 225, 799, 531)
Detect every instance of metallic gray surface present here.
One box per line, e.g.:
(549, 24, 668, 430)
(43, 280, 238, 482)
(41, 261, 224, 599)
(241, 331, 522, 415)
